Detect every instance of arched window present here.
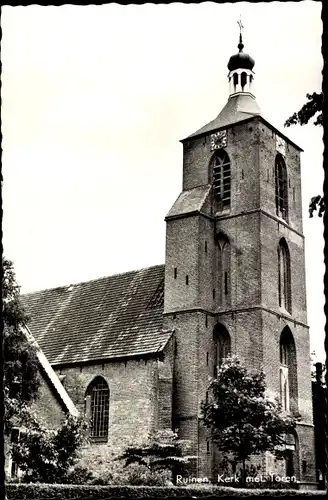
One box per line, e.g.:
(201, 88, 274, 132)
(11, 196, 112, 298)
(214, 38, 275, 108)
(211, 149, 231, 209)
(279, 327, 298, 414)
(275, 154, 288, 220)
(213, 324, 231, 377)
(284, 432, 299, 479)
(217, 233, 231, 306)
(85, 376, 110, 441)
(278, 238, 291, 313)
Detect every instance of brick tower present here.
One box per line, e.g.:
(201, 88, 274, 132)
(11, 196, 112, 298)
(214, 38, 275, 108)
(163, 32, 316, 487)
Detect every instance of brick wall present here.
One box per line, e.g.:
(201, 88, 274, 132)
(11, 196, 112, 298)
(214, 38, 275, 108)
(30, 369, 66, 429)
(164, 116, 316, 483)
(54, 353, 172, 463)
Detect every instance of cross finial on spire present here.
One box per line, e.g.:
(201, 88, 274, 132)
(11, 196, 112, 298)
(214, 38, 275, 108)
(237, 16, 244, 52)
(237, 16, 244, 35)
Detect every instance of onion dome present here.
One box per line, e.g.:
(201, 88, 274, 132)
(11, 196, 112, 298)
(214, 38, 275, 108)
(228, 34, 255, 72)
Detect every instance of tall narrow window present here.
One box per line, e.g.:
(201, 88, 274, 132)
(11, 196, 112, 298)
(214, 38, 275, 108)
(279, 327, 298, 414)
(275, 154, 288, 220)
(211, 149, 231, 209)
(278, 238, 291, 313)
(213, 324, 231, 377)
(217, 234, 231, 306)
(85, 376, 110, 441)
(241, 72, 247, 91)
(233, 73, 238, 90)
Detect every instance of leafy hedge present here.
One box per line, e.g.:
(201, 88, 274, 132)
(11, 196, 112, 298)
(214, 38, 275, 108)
(6, 483, 326, 499)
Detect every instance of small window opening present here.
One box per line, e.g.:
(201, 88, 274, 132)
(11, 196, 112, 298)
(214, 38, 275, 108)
(224, 272, 228, 295)
(213, 288, 216, 299)
(205, 241, 208, 253)
(302, 460, 307, 474)
(233, 73, 238, 87)
(174, 267, 177, 279)
(206, 352, 209, 365)
(205, 314, 208, 328)
(206, 440, 210, 454)
(186, 275, 189, 285)
(241, 72, 247, 91)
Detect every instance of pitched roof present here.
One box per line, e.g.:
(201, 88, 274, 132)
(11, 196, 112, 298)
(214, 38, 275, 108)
(166, 185, 211, 219)
(21, 265, 171, 366)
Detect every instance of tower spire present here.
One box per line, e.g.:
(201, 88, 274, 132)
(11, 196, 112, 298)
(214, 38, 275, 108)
(227, 20, 255, 96)
(237, 17, 244, 51)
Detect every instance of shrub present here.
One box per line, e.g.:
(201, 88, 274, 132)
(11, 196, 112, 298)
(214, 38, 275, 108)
(11, 411, 88, 483)
(6, 483, 326, 499)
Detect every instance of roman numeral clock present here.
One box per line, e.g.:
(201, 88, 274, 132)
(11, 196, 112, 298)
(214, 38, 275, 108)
(210, 130, 227, 151)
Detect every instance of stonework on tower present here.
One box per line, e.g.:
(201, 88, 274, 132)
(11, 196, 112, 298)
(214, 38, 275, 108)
(164, 32, 316, 485)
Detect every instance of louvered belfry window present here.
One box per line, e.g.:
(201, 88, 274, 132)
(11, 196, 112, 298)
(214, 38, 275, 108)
(213, 324, 231, 377)
(212, 149, 231, 208)
(275, 155, 288, 220)
(278, 238, 291, 313)
(87, 377, 109, 440)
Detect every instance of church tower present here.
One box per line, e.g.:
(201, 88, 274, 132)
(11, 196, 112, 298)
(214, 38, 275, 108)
(163, 31, 316, 485)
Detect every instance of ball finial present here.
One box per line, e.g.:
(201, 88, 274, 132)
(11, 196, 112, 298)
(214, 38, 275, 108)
(237, 17, 244, 51)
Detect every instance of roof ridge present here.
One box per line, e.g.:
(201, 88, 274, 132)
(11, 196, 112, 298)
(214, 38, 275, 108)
(21, 263, 165, 297)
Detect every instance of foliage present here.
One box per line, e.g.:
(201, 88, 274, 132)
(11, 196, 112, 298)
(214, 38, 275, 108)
(201, 357, 297, 485)
(284, 92, 324, 218)
(3, 258, 40, 434)
(309, 195, 325, 218)
(119, 429, 195, 484)
(10, 407, 88, 483)
(284, 92, 323, 128)
(5, 483, 327, 499)
(122, 464, 171, 486)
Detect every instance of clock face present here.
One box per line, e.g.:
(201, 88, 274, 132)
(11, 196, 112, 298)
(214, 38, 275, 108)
(210, 130, 227, 151)
(276, 135, 286, 156)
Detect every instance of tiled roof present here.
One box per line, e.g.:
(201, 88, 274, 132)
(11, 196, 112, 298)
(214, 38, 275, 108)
(21, 265, 171, 366)
(166, 185, 211, 219)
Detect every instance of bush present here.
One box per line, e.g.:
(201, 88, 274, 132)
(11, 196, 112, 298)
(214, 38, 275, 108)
(6, 483, 326, 499)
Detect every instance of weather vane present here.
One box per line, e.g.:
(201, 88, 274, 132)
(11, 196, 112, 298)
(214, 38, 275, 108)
(237, 16, 244, 35)
(237, 15, 244, 49)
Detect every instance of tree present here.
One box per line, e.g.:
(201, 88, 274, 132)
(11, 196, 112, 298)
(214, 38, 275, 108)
(284, 92, 324, 218)
(10, 409, 88, 483)
(201, 356, 297, 486)
(3, 258, 40, 435)
(284, 92, 323, 128)
(119, 429, 195, 485)
(3, 257, 88, 483)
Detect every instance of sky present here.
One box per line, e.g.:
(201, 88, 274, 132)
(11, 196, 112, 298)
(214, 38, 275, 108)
(1, 2, 325, 361)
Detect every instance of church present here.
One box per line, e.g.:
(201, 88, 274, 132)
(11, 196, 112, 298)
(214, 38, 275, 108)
(18, 33, 316, 487)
